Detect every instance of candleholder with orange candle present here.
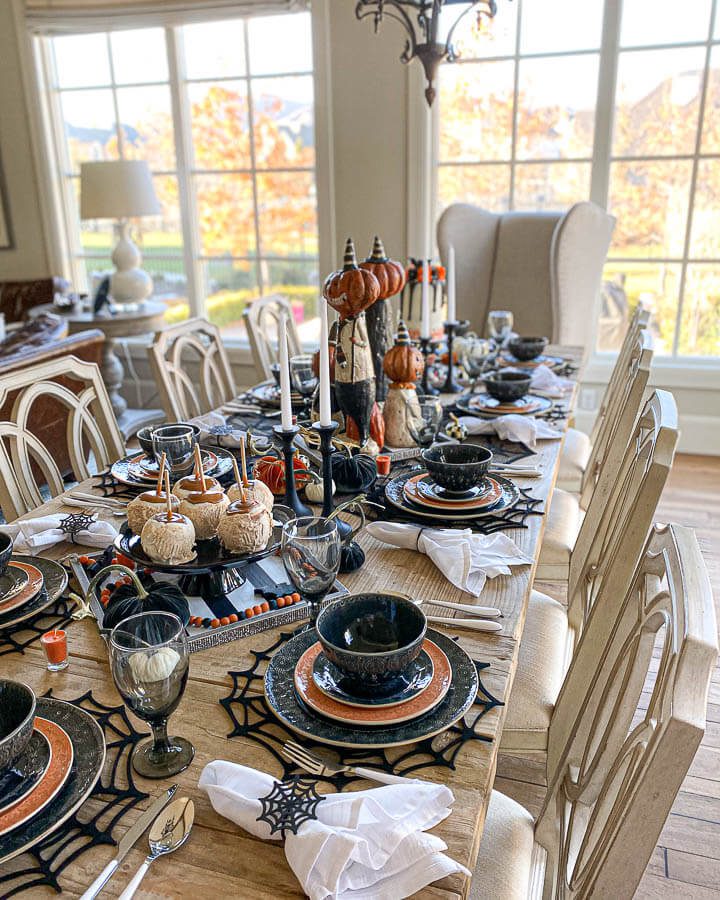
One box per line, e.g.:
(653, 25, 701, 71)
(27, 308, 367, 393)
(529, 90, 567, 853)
(40, 628, 68, 671)
(375, 454, 391, 476)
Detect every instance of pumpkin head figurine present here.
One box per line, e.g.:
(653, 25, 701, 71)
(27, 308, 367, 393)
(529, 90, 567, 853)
(360, 236, 406, 300)
(323, 237, 381, 319)
(383, 320, 424, 387)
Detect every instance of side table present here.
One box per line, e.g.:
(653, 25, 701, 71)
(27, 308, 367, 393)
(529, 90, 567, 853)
(29, 301, 167, 439)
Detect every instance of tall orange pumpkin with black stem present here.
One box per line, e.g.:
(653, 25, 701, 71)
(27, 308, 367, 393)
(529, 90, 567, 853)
(323, 238, 384, 448)
(360, 236, 407, 402)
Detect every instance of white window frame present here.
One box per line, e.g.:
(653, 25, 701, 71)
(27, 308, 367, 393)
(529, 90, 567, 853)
(24, 0, 335, 350)
(410, 0, 720, 374)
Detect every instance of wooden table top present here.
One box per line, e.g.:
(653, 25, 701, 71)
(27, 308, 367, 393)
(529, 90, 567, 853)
(0, 347, 580, 898)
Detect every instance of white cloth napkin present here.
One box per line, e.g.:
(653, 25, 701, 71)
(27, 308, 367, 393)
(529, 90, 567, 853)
(3, 515, 118, 552)
(456, 414, 562, 449)
(199, 761, 470, 900)
(366, 521, 532, 597)
(529, 364, 573, 397)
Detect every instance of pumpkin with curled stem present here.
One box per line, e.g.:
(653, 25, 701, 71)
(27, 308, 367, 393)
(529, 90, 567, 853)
(323, 237, 380, 319)
(254, 452, 312, 497)
(359, 236, 406, 301)
(383, 320, 424, 385)
(87, 564, 190, 631)
(330, 450, 376, 493)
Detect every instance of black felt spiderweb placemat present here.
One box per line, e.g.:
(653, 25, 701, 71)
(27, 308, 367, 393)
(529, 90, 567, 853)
(219, 630, 503, 787)
(0, 692, 149, 898)
(0, 600, 74, 659)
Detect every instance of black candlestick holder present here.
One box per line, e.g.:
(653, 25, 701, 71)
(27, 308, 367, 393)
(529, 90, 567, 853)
(440, 321, 463, 394)
(310, 421, 351, 541)
(419, 336, 439, 396)
(273, 424, 311, 518)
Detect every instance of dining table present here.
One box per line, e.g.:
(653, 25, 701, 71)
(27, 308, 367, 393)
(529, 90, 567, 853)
(0, 345, 581, 898)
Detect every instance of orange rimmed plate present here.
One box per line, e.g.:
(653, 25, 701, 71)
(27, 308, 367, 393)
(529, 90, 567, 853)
(0, 717, 73, 837)
(404, 474, 503, 511)
(294, 639, 452, 727)
(0, 563, 44, 616)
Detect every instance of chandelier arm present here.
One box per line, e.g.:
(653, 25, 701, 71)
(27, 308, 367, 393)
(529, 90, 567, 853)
(356, 1, 420, 56)
(445, 1, 497, 60)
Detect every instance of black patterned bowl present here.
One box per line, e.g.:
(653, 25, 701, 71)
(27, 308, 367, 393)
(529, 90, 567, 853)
(315, 593, 427, 685)
(0, 681, 35, 773)
(482, 370, 532, 402)
(0, 533, 12, 577)
(422, 443, 493, 494)
(508, 336, 548, 361)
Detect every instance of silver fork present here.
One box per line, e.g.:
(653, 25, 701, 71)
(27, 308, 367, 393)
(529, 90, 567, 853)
(281, 741, 417, 786)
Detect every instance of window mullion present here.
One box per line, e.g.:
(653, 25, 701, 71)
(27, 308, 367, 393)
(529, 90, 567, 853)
(671, 0, 717, 355)
(166, 25, 203, 319)
(243, 20, 265, 294)
(508, 0, 523, 210)
(590, 0, 622, 209)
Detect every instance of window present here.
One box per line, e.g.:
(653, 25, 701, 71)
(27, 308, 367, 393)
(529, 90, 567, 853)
(438, 0, 720, 359)
(44, 11, 319, 342)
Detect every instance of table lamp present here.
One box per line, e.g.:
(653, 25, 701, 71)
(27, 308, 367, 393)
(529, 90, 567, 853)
(80, 160, 161, 310)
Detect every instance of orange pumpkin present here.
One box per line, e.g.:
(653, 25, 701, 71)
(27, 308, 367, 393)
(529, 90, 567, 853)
(383, 320, 424, 385)
(360, 236, 406, 301)
(323, 237, 380, 319)
(345, 401, 385, 448)
(254, 452, 311, 496)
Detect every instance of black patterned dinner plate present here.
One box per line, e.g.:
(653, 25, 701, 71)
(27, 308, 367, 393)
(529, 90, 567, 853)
(499, 352, 567, 370)
(247, 381, 304, 409)
(312, 646, 434, 708)
(0, 698, 105, 864)
(0, 730, 51, 816)
(456, 393, 553, 418)
(0, 556, 68, 630)
(385, 470, 520, 521)
(265, 627, 478, 749)
(0, 566, 30, 604)
(111, 445, 235, 489)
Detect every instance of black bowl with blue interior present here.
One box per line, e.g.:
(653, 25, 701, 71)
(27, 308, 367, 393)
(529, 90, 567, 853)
(482, 370, 532, 402)
(422, 443, 493, 495)
(315, 592, 427, 685)
(0, 680, 36, 773)
(508, 335, 548, 362)
(0, 532, 12, 577)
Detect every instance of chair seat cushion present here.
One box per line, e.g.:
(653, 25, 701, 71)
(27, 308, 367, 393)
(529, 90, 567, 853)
(501, 590, 575, 752)
(536, 489, 583, 582)
(557, 427, 591, 493)
(470, 790, 535, 900)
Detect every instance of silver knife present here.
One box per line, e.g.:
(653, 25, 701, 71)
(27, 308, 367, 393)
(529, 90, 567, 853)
(79, 784, 178, 900)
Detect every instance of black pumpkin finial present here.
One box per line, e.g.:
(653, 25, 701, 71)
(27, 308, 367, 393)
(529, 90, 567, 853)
(342, 237, 358, 271)
(369, 235, 388, 262)
(396, 320, 411, 346)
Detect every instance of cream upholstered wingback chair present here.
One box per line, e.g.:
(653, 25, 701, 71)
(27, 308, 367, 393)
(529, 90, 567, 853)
(437, 201, 615, 349)
(501, 389, 679, 754)
(471, 523, 717, 899)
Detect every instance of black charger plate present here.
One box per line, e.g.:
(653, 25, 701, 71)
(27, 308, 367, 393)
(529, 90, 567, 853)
(0, 731, 51, 816)
(385, 471, 520, 522)
(0, 557, 68, 630)
(0, 698, 105, 864)
(265, 627, 478, 749)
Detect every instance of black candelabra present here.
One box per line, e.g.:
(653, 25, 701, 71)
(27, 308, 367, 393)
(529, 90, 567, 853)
(419, 336, 439, 396)
(273, 424, 311, 518)
(440, 320, 463, 394)
(310, 421, 351, 541)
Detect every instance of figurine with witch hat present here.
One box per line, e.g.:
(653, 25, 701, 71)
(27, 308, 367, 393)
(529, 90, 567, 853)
(360, 236, 407, 402)
(323, 238, 385, 450)
(382, 320, 425, 447)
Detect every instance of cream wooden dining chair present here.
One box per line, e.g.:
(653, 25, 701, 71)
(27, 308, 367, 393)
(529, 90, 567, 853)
(472, 523, 717, 899)
(501, 389, 679, 754)
(243, 293, 302, 382)
(558, 305, 651, 497)
(536, 327, 653, 583)
(0, 355, 125, 521)
(148, 317, 237, 421)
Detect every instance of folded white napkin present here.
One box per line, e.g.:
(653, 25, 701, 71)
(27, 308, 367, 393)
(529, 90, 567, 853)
(529, 364, 573, 397)
(3, 515, 118, 552)
(457, 414, 562, 449)
(199, 761, 470, 900)
(366, 521, 532, 597)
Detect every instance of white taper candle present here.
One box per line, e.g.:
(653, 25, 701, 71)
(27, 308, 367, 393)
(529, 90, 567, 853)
(448, 244, 456, 323)
(278, 315, 293, 430)
(319, 301, 332, 427)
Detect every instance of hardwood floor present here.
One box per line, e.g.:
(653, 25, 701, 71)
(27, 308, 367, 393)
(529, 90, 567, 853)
(495, 454, 720, 898)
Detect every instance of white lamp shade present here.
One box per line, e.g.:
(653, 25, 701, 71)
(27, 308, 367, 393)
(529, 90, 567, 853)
(80, 160, 161, 220)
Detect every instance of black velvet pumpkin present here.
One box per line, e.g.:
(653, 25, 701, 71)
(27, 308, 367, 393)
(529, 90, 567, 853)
(89, 565, 190, 631)
(339, 541, 365, 574)
(330, 451, 376, 493)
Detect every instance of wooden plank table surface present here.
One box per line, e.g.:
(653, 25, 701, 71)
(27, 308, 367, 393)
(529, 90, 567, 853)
(0, 346, 581, 898)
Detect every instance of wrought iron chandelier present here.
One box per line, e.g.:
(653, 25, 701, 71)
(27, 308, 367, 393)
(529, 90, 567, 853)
(355, 1, 499, 105)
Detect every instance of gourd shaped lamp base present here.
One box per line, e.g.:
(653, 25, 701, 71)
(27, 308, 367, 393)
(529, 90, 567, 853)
(110, 221, 153, 310)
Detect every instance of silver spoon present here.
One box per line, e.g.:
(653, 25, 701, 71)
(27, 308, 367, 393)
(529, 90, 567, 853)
(118, 796, 194, 900)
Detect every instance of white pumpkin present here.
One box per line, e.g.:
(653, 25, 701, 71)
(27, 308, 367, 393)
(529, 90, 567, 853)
(304, 477, 335, 503)
(129, 646, 181, 682)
